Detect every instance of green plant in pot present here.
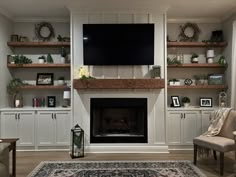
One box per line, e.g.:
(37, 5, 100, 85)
(38, 55, 46, 64)
(58, 76, 65, 86)
(181, 97, 191, 107)
(60, 47, 67, 63)
(191, 53, 199, 63)
(7, 78, 24, 108)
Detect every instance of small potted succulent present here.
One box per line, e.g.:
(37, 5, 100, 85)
(58, 76, 65, 85)
(191, 53, 199, 63)
(181, 97, 191, 107)
(38, 55, 46, 64)
(169, 78, 180, 86)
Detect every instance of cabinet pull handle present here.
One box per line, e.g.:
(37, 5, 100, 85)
(15, 114, 17, 119)
(18, 114, 20, 119)
(54, 114, 56, 119)
(51, 113, 54, 119)
(184, 113, 185, 118)
(181, 113, 183, 118)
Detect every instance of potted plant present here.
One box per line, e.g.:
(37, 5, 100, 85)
(46, 53, 54, 63)
(191, 53, 199, 63)
(60, 47, 67, 63)
(38, 55, 46, 64)
(181, 97, 191, 107)
(169, 78, 180, 86)
(7, 78, 24, 107)
(58, 76, 65, 85)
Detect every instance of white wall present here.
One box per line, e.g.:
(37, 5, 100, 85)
(71, 12, 167, 153)
(222, 13, 236, 108)
(0, 14, 13, 107)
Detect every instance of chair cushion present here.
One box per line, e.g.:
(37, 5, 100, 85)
(193, 135, 235, 152)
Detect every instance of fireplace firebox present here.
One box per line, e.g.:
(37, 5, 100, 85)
(90, 98, 147, 143)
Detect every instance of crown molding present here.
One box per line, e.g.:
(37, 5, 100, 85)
(13, 17, 70, 23)
(0, 7, 13, 20)
(167, 18, 222, 24)
(222, 8, 236, 22)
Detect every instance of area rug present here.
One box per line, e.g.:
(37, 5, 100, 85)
(27, 160, 206, 177)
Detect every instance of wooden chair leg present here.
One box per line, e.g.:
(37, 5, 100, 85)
(194, 144, 197, 165)
(220, 152, 224, 176)
(213, 150, 217, 160)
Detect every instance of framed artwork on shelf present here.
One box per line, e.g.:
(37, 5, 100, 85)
(36, 73, 54, 85)
(200, 97, 212, 107)
(171, 96, 181, 107)
(208, 74, 223, 85)
(47, 96, 56, 107)
(11, 34, 18, 42)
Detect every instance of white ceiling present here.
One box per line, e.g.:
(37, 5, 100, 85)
(0, 0, 236, 22)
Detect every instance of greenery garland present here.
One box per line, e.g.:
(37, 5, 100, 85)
(35, 22, 55, 41)
(179, 22, 200, 42)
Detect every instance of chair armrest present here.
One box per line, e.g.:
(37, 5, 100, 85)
(233, 131, 236, 141)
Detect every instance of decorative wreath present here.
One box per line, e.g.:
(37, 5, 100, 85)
(179, 22, 200, 42)
(35, 22, 55, 41)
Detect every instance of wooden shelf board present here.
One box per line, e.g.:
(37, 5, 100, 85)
(7, 41, 70, 47)
(167, 63, 226, 68)
(74, 79, 165, 89)
(7, 64, 70, 68)
(167, 85, 227, 89)
(167, 41, 227, 48)
(21, 85, 65, 89)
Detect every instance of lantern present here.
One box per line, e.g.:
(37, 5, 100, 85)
(219, 91, 227, 107)
(70, 124, 84, 158)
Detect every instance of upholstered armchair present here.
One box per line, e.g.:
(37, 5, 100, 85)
(0, 143, 10, 177)
(193, 110, 236, 176)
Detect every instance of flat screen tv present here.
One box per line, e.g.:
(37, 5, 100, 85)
(83, 24, 154, 65)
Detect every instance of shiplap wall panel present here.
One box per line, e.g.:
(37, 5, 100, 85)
(118, 13, 134, 23)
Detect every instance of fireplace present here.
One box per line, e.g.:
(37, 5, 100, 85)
(90, 98, 147, 143)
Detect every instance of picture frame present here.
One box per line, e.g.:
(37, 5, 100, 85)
(36, 73, 54, 85)
(171, 96, 181, 107)
(200, 97, 212, 107)
(11, 34, 18, 42)
(47, 96, 56, 107)
(208, 74, 224, 85)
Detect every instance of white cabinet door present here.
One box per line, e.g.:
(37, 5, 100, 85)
(1, 112, 18, 138)
(37, 112, 54, 146)
(201, 111, 212, 133)
(37, 111, 71, 146)
(18, 112, 35, 146)
(182, 111, 200, 145)
(167, 111, 182, 145)
(54, 112, 71, 145)
(1, 111, 35, 146)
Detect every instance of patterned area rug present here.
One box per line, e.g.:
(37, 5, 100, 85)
(27, 160, 206, 177)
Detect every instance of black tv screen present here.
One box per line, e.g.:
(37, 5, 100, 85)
(83, 24, 154, 65)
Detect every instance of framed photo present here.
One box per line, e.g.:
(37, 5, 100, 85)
(200, 97, 212, 107)
(171, 96, 181, 107)
(47, 96, 56, 107)
(36, 73, 54, 85)
(208, 74, 223, 85)
(11, 34, 18, 42)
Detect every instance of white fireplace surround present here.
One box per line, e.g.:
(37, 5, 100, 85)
(71, 12, 167, 153)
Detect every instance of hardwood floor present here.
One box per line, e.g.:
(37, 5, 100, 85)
(14, 151, 235, 177)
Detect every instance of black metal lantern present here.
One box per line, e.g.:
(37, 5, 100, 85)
(70, 124, 84, 158)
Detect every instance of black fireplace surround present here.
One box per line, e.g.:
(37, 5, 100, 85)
(90, 98, 147, 143)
